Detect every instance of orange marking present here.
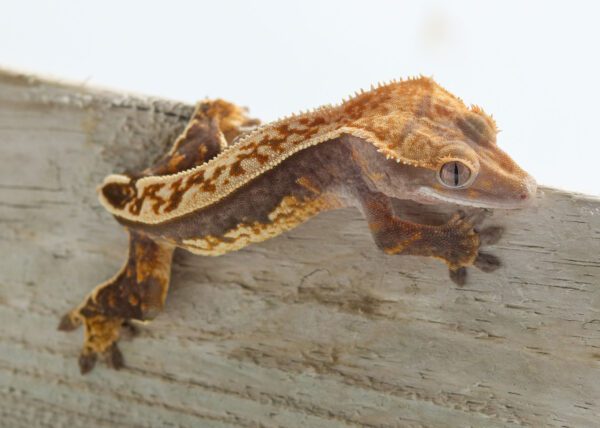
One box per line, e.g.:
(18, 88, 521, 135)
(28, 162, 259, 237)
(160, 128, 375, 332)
(296, 177, 321, 195)
(384, 231, 422, 255)
(181, 194, 342, 256)
(167, 152, 186, 172)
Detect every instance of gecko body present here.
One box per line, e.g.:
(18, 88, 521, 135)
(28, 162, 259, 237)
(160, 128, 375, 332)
(60, 77, 536, 373)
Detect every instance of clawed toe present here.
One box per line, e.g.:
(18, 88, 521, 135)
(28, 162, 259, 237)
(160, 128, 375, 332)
(106, 343, 124, 370)
(121, 320, 140, 339)
(475, 252, 501, 272)
(449, 267, 467, 286)
(58, 312, 81, 331)
(479, 226, 504, 246)
(79, 350, 98, 374)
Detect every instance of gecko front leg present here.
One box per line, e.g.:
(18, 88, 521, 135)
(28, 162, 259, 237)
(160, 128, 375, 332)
(357, 188, 503, 285)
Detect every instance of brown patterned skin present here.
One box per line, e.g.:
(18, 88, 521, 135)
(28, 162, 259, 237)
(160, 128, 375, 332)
(60, 78, 537, 373)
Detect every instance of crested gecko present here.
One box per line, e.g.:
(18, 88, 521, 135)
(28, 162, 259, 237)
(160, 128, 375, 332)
(59, 77, 537, 373)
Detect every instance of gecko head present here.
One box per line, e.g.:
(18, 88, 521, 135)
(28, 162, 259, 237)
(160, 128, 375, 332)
(355, 78, 537, 209)
(413, 104, 537, 209)
(412, 136, 538, 209)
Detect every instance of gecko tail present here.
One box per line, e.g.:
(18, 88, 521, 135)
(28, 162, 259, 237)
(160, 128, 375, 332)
(98, 174, 136, 212)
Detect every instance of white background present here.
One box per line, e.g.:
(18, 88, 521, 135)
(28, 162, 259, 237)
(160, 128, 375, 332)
(1, 1, 598, 195)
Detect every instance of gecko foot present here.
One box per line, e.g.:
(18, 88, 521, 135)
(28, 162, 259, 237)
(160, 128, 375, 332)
(59, 306, 129, 374)
(445, 210, 504, 285)
(79, 314, 126, 374)
(78, 343, 124, 374)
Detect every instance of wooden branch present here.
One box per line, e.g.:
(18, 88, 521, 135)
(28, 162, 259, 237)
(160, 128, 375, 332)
(1, 68, 599, 427)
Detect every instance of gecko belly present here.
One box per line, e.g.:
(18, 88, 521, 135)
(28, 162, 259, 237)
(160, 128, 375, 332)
(180, 194, 341, 256)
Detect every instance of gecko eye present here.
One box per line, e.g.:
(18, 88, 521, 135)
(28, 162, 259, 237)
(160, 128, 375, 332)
(438, 161, 471, 188)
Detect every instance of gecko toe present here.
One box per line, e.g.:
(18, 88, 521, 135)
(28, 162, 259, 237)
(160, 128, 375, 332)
(106, 344, 125, 370)
(464, 209, 491, 227)
(58, 312, 81, 331)
(79, 351, 98, 375)
(475, 252, 501, 272)
(449, 267, 467, 286)
(121, 320, 140, 339)
(479, 226, 504, 246)
(448, 209, 489, 234)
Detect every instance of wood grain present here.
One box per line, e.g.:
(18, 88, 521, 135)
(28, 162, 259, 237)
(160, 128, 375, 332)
(1, 68, 599, 427)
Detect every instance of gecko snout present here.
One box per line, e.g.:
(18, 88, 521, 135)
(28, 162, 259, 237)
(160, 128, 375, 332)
(518, 175, 537, 203)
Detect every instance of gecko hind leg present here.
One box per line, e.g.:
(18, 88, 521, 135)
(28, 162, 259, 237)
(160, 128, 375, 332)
(57, 100, 242, 332)
(137, 99, 260, 177)
(60, 99, 258, 373)
(59, 231, 175, 373)
(99, 99, 259, 213)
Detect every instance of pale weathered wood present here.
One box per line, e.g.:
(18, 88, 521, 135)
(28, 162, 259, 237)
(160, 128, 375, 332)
(1, 68, 599, 428)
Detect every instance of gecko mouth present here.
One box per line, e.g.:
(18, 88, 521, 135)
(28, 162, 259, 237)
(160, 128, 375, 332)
(416, 187, 537, 210)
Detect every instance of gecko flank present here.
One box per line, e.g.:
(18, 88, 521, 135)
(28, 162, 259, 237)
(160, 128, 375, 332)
(60, 77, 536, 373)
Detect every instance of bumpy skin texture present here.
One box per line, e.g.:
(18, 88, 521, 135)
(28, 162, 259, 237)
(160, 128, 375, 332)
(60, 77, 536, 373)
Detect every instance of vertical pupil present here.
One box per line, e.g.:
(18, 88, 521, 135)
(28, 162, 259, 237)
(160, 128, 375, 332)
(453, 162, 459, 186)
(440, 161, 470, 187)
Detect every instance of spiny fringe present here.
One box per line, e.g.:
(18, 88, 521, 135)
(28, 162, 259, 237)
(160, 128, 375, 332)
(118, 75, 432, 184)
